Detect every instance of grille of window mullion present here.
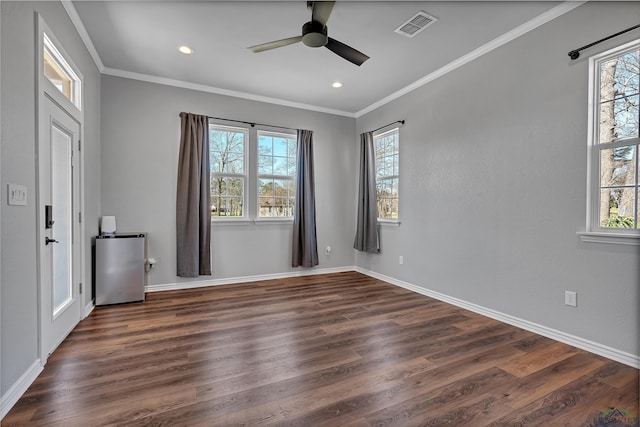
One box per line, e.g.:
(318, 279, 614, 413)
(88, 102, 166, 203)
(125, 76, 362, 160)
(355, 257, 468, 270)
(636, 142, 639, 228)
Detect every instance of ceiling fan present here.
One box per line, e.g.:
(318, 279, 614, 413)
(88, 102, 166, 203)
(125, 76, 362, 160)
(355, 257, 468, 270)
(248, 1, 370, 66)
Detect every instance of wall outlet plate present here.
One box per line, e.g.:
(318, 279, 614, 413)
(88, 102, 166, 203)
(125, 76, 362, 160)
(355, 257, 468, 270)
(565, 291, 577, 307)
(8, 184, 27, 206)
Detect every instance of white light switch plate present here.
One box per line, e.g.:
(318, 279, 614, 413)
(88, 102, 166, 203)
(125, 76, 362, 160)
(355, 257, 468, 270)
(565, 291, 577, 307)
(8, 184, 27, 206)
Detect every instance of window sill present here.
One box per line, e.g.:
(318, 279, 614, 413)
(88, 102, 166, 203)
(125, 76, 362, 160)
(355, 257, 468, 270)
(577, 231, 640, 246)
(254, 218, 293, 225)
(211, 219, 253, 226)
(211, 218, 294, 226)
(378, 219, 401, 227)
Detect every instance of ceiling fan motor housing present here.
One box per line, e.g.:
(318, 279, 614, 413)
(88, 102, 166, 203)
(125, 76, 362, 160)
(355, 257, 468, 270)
(302, 21, 328, 47)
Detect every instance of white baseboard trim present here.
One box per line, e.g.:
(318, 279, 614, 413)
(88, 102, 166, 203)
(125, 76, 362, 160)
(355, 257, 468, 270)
(355, 267, 640, 369)
(146, 265, 356, 293)
(83, 300, 95, 319)
(1, 359, 43, 420)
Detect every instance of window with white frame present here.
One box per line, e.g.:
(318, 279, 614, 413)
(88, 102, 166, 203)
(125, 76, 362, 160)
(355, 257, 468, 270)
(257, 131, 297, 218)
(43, 33, 81, 109)
(209, 124, 247, 218)
(588, 41, 639, 233)
(375, 128, 400, 220)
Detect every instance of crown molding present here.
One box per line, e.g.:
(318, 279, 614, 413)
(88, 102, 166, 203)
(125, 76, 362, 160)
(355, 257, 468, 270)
(354, 1, 587, 117)
(62, 0, 585, 119)
(102, 67, 356, 117)
(61, 1, 104, 73)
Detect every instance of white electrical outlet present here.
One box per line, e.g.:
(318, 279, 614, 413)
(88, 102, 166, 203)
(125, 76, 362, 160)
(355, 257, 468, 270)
(565, 291, 577, 307)
(399, 255, 404, 265)
(325, 246, 331, 256)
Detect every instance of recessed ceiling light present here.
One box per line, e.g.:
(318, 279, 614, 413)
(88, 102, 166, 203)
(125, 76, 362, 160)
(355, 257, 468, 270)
(332, 82, 343, 88)
(178, 45, 193, 55)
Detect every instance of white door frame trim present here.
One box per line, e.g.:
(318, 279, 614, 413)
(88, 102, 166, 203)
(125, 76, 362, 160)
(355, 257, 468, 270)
(35, 13, 86, 364)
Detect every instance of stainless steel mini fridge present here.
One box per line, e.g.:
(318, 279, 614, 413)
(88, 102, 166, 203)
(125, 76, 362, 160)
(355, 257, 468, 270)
(95, 233, 146, 305)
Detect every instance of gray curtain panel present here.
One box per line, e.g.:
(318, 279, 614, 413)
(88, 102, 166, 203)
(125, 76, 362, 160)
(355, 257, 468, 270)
(176, 112, 212, 277)
(354, 131, 380, 252)
(292, 129, 319, 268)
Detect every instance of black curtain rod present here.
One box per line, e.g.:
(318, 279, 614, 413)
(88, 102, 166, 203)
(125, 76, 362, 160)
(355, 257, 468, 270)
(568, 24, 640, 60)
(372, 120, 405, 134)
(207, 115, 297, 132)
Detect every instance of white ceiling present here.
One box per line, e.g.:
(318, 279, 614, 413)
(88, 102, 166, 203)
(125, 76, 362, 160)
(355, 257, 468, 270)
(71, 1, 564, 115)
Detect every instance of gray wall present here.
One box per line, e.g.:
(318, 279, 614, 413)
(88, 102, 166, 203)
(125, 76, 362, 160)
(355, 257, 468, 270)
(355, 2, 639, 357)
(100, 75, 357, 286)
(1, 1, 100, 395)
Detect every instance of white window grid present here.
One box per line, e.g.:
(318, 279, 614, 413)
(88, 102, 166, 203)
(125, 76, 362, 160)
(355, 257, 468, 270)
(209, 124, 248, 219)
(374, 128, 400, 220)
(257, 131, 297, 218)
(587, 40, 639, 235)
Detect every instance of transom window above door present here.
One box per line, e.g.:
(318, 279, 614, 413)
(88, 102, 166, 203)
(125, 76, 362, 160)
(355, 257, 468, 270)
(43, 33, 81, 109)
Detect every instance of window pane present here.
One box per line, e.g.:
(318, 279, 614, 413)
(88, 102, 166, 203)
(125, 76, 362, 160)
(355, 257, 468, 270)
(393, 154, 399, 176)
(44, 49, 73, 101)
(599, 95, 639, 143)
(598, 48, 639, 144)
(227, 197, 243, 217)
(376, 160, 386, 179)
(274, 198, 289, 216)
(288, 140, 297, 158)
(226, 153, 244, 174)
(600, 145, 636, 187)
(43, 34, 80, 108)
(273, 156, 287, 175)
(258, 135, 273, 155)
(259, 197, 273, 217)
(211, 177, 244, 217)
(258, 155, 272, 175)
(600, 188, 636, 228)
(274, 138, 288, 157)
(210, 127, 245, 173)
(259, 178, 274, 196)
(285, 179, 296, 197)
(374, 129, 400, 219)
(273, 179, 288, 197)
(257, 132, 297, 218)
(599, 50, 639, 102)
(391, 178, 399, 198)
(287, 156, 297, 176)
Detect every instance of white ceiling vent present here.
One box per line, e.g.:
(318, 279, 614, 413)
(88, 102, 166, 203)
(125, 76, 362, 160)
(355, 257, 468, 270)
(394, 11, 438, 38)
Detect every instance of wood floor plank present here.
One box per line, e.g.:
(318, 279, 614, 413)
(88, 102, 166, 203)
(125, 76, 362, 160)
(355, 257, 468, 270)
(3, 271, 637, 426)
(501, 351, 609, 409)
(485, 375, 621, 426)
(497, 341, 580, 378)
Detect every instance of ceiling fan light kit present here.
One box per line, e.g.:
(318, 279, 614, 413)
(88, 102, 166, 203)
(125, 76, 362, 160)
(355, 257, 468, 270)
(302, 21, 328, 48)
(248, 1, 370, 66)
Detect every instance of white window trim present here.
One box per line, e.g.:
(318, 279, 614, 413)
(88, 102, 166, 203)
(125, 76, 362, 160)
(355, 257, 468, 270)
(209, 123, 249, 221)
(43, 32, 82, 111)
(580, 39, 640, 245)
(256, 130, 297, 220)
(374, 127, 400, 222)
(209, 123, 297, 225)
(378, 219, 401, 227)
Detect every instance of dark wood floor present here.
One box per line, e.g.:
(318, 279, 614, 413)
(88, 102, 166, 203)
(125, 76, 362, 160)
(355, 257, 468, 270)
(3, 272, 638, 426)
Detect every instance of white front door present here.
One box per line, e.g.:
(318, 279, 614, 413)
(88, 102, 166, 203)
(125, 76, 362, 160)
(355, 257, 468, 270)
(39, 95, 81, 358)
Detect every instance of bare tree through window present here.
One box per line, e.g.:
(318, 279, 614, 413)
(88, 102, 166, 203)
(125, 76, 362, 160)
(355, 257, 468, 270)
(258, 132, 297, 218)
(596, 46, 639, 229)
(210, 125, 246, 217)
(375, 128, 400, 220)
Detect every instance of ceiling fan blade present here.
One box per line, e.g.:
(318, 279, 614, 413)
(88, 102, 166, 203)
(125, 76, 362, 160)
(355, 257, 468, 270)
(325, 37, 369, 66)
(311, 1, 335, 26)
(248, 36, 303, 53)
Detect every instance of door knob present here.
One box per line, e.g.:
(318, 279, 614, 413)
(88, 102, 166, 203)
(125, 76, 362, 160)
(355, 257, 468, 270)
(45, 237, 59, 245)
